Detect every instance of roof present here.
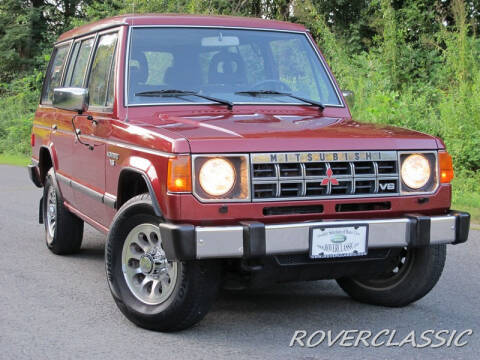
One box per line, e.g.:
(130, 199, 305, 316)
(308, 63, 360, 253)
(57, 14, 307, 42)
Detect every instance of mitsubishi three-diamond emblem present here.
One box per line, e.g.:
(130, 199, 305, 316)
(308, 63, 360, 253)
(321, 168, 339, 186)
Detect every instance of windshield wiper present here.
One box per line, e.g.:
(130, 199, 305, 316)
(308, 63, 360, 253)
(235, 90, 324, 111)
(134, 89, 233, 110)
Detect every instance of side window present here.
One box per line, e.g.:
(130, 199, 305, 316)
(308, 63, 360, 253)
(64, 42, 80, 86)
(106, 54, 116, 107)
(41, 44, 70, 104)
(88, 33, 118, 109)
(64, 38, 94, 87)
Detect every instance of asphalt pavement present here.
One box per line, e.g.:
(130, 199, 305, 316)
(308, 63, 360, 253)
(0, 164, 479, 360)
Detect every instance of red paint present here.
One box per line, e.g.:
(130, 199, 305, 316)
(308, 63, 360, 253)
(171, 185, 452, 225)
(31, 15, 451, 231)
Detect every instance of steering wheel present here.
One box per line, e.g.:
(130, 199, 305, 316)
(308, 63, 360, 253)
(250, 79, 291, 92)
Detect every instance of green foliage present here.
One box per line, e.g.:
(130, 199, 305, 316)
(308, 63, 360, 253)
(452, 168, 480, 223)
(0, 69, 40, 155)
(0, 153, 30, 166)
(0, 0, 46, 81)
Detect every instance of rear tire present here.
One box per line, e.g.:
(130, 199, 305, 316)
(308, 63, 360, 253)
(43, 168, 84, 255)
(105, 193, 221, 332)
(337, 245, 446, 307)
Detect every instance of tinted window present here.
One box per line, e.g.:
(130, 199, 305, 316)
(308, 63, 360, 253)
(88, 33, 118, 108)
(42, 44, 70, 104)
(65, 38, 94, 87)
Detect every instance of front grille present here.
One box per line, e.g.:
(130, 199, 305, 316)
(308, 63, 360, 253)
(251, 151, 399, 201)
(279, 182, 303, 197)
(252, 163, 276, 178)
(253, 183, 277, 199)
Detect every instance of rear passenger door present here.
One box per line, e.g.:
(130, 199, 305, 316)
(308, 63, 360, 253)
(69, 31, 118, 226)
(39, 42, 73, 199)
(55, 36, 95, 209)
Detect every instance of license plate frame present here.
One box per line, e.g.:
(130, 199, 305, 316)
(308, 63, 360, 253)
(309, 224, 369, 259)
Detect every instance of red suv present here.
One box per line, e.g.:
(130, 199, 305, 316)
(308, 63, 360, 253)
(28, 14, 470, 331)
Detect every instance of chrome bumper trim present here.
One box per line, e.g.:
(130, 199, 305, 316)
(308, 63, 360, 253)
(194, 215, 457, 259)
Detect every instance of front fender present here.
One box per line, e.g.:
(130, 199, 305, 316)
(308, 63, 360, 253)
(118, 163, 163, 216)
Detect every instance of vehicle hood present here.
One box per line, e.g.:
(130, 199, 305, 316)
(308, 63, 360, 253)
(130, 110, 439, 153)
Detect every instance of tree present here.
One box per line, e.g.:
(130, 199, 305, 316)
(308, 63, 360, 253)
(0, 0, 47, 81)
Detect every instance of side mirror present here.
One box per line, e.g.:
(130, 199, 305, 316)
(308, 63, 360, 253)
(53, 88, 89, 113)
(342, 90, 355, 109)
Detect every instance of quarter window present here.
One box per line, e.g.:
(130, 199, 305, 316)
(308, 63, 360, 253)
(65, 38, 94, 87)
(88, 33, 118, 109)
(41, 44, 70, 104)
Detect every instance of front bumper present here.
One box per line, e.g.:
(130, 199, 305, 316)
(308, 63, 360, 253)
(159, 211, 470, 261)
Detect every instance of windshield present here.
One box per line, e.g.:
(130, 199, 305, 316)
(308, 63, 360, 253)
(126, 27, 343, 107)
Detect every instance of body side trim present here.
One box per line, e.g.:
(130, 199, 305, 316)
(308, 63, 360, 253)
(56, 172, 117, 209)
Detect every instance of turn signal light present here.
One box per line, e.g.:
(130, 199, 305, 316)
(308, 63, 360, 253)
(167, 156, 192, 193)
(439, 151, 454, 183)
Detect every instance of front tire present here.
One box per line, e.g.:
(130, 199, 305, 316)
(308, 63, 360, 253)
(105, 194, 221, 332)
(337, 245, 446, 307)
(43, 168, 84, 254)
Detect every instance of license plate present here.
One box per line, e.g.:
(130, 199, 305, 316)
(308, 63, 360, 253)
(309, 224, 368, 259)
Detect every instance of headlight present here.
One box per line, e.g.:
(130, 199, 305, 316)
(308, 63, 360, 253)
(193, 154, 250, 202)
(198, 158, 236, 196)
(401, 154, 431, 189)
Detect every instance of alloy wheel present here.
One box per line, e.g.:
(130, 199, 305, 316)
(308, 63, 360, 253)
(121, 223, 178, 305)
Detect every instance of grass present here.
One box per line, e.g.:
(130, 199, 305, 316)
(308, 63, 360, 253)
(0, 153, 30, 166)
(452, 171, 480, 226)
(453, 192, 480, 227)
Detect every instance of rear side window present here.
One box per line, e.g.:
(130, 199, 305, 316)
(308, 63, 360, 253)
(41, 44, 70, 104)
(64, 38, 94, 87)
(88, 33, 118, 109)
